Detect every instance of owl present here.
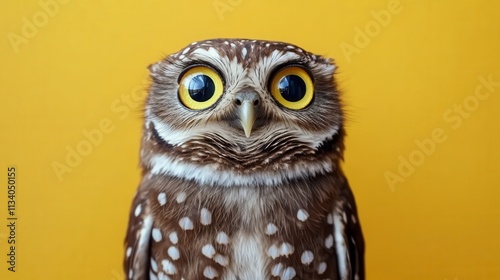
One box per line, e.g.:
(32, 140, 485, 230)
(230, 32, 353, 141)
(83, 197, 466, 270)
(124, 39, 364, 280)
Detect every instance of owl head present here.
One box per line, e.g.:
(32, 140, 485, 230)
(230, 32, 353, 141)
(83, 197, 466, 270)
(141, 39, 345, 187)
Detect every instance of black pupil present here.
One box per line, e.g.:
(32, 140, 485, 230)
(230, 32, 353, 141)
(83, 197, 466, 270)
(188, 75, 215, 102)
(278, 75, 306, 102)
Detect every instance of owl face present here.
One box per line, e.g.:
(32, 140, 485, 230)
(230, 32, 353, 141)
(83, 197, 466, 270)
(142, 39, 345, 186)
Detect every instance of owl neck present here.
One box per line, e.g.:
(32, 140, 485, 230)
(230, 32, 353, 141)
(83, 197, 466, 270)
(144, 154, 340, 187)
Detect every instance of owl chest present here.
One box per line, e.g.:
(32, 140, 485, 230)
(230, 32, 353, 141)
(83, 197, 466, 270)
(148, 180, 337, 279)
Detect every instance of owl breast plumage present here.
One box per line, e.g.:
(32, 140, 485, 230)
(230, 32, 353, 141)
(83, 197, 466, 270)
(124, 39, 364, 280)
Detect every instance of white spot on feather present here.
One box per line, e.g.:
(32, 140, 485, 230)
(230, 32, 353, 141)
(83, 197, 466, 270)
(169, 231, 178, 244)
(281, 267, 296, 280)
(216, 231, 229, 245)
(167, 246, 180, 260)
(297, 209, 309, 222)
(157, 193, 167, 206)
(265, 223, 278, 235)
(301, 250, 314, 265)
(203, 265, 219, 279)
(200, 208, 212, 225)
(267, 244, 279, 259)
(134, 204, 142, 217)
(202, 244, 216, 258)
(280, 242, 295, 257)
(242, 47, 247, 58)
(152, 228, 162, 242)
(126, 247, 132, 258)
(179, 217, 193, 230)
(317, 262, 327, 274)
(161, 259, 177, 275)
(325, 234, 334, 249)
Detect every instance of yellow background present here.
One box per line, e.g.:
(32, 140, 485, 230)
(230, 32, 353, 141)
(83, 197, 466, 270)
(1, 0, 499, 279)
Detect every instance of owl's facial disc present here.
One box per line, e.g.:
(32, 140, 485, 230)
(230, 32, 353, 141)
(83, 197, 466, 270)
(234, 92, 260, 138)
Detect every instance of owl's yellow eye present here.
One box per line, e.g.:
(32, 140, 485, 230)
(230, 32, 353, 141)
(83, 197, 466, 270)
(178, 66, 224, 110)
(270, 66, 314, 110)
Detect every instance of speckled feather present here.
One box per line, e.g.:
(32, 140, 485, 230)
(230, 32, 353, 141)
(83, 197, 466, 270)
(124, 39, 364, 280)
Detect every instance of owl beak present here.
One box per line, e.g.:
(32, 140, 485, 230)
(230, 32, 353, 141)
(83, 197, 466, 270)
(238, 100, 256, 138)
